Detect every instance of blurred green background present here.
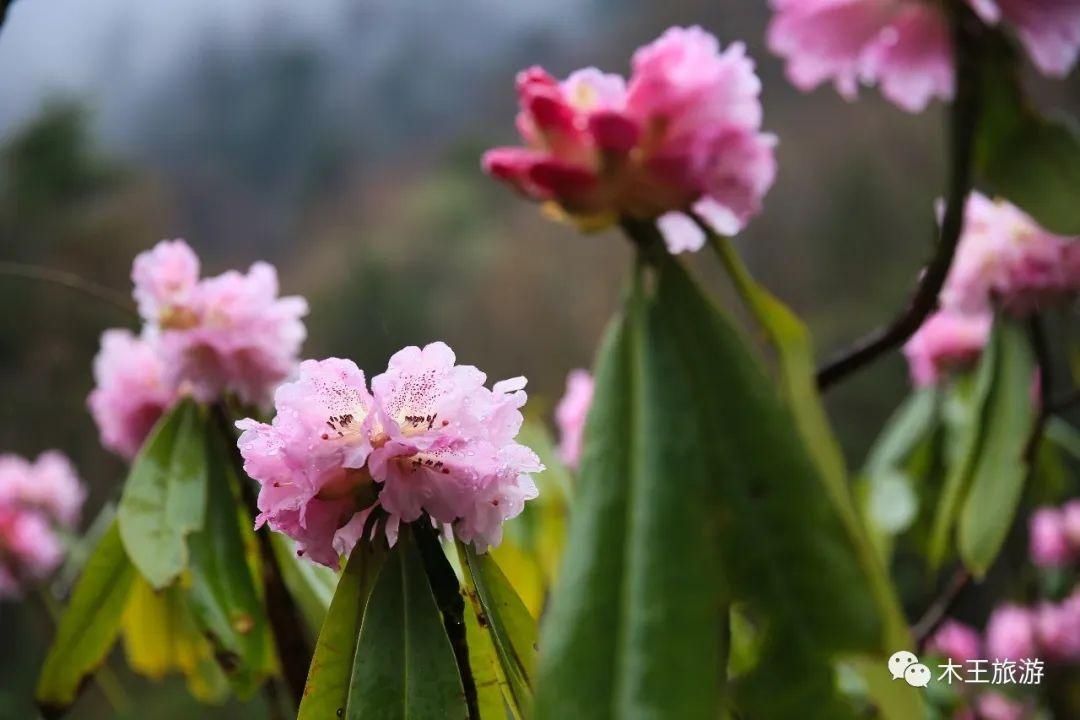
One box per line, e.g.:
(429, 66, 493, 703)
(1, 1, 1079, 717)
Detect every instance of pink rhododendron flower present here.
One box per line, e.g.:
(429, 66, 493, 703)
(768, 0, 953, 112)
(0, 452, 85, 529)
(768, 0, 1080, 112)
(926, 619, 982, 663)
(134, 240, 309, 406)
(1029, 506, 1073, 567)
(237, 343, 543, 568)
(131, 239, 200, 322)
(90, 240, 309, 459)
(985, 604, 1038, 660)
(903, 309, 991, 387)
(1062, 499, 1080, 548)
(992, 0, 1080, 77)
(236, 357, 379, 567)
(0, 507, 64, 598)
(0, 451, 84, 598)
(483, 26, 776, 254)
(941, 193, 1080, 315)
(976, 693, 1029, 720)
(1033, 596, 1080, 660)
(555, 369, 594, 469)
(88, 329, 176, 460)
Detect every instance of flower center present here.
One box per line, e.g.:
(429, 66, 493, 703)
(158, 305, 200, 330)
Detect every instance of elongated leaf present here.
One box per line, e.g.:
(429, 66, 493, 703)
(975, 46, 1080, 234)
(864, 389, 939, 478)
(121, 577, 229, 703)
(1047, 417, 1080, 461)
(270, 531, 339, 633)
(928, 373, 983, 566)
(859, 391, 939, 552)
(347, 527, 468, 720)
(36, 521, 136, 713)
(463, 588, 510, 720)
(534, 310, 636, 720)
(297, 538, 386, 720)
(118, 398, 208, 589)
(537, 255, 885, 720)
(709, 234, 923, 718)
(710, 233, 912, 652)
(459, 543, 537, 718)
(185, 421, 269, 696)
(958, 319, 1036, 576)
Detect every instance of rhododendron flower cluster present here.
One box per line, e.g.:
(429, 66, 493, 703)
(926, 618, 983, 663)
(902, 309, 991, 387)
(89, 240, 308, 459)
(904, 193, 1080, 386)
(929, 613, 1053, 719)
(1028, 501, 1080, 567)
(483, 26, 777, 254)
(768, 0, 1080, 113)
(940, 194, 1080, 315)
(928, 502, 1080, 673)
(555, 369, 594, 469)
(986, 596, 1080, 662)
(962, 693, 1032, 720)
(0, 452, 85, 597)
(236, 342, 543, 568)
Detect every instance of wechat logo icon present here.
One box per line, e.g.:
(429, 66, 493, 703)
(888, 650, 931, 688)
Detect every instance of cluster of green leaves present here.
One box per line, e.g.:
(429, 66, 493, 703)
(855, 318, 1041, 580)
(35, 400, 281, 715)
(297, 523, 538, 720)
(533, 243, 921, 720)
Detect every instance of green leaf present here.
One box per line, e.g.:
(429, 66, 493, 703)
(270, 531, 339, 634)
(929, 366, 993, 568)
(976, 45, 1080, 234)
(121, 577, 229, 704)
(859, 391, 939, 549)
(185, 420, 269, 696)
(536, 255, 883, 720)
(347, 526, 468, 720)
(36, 521, 137, 713)
(958, 319, 1037, 576)
(863, 390, 939, 478)
(297, 537, 386, 720)
(117, 398, 208, 589)
(1046, 417, 1080, 461)
(709, 233, 912, 652)
(458, 543, 537, 718)
(463, 589, 510, 720)
(708, 233, 923, 718)
(846, 658, 920, 720)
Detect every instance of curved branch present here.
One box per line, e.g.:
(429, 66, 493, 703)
(816, 5, 984, 391)
(0, 261, 136, 318)
(912, 567, 971, 648)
